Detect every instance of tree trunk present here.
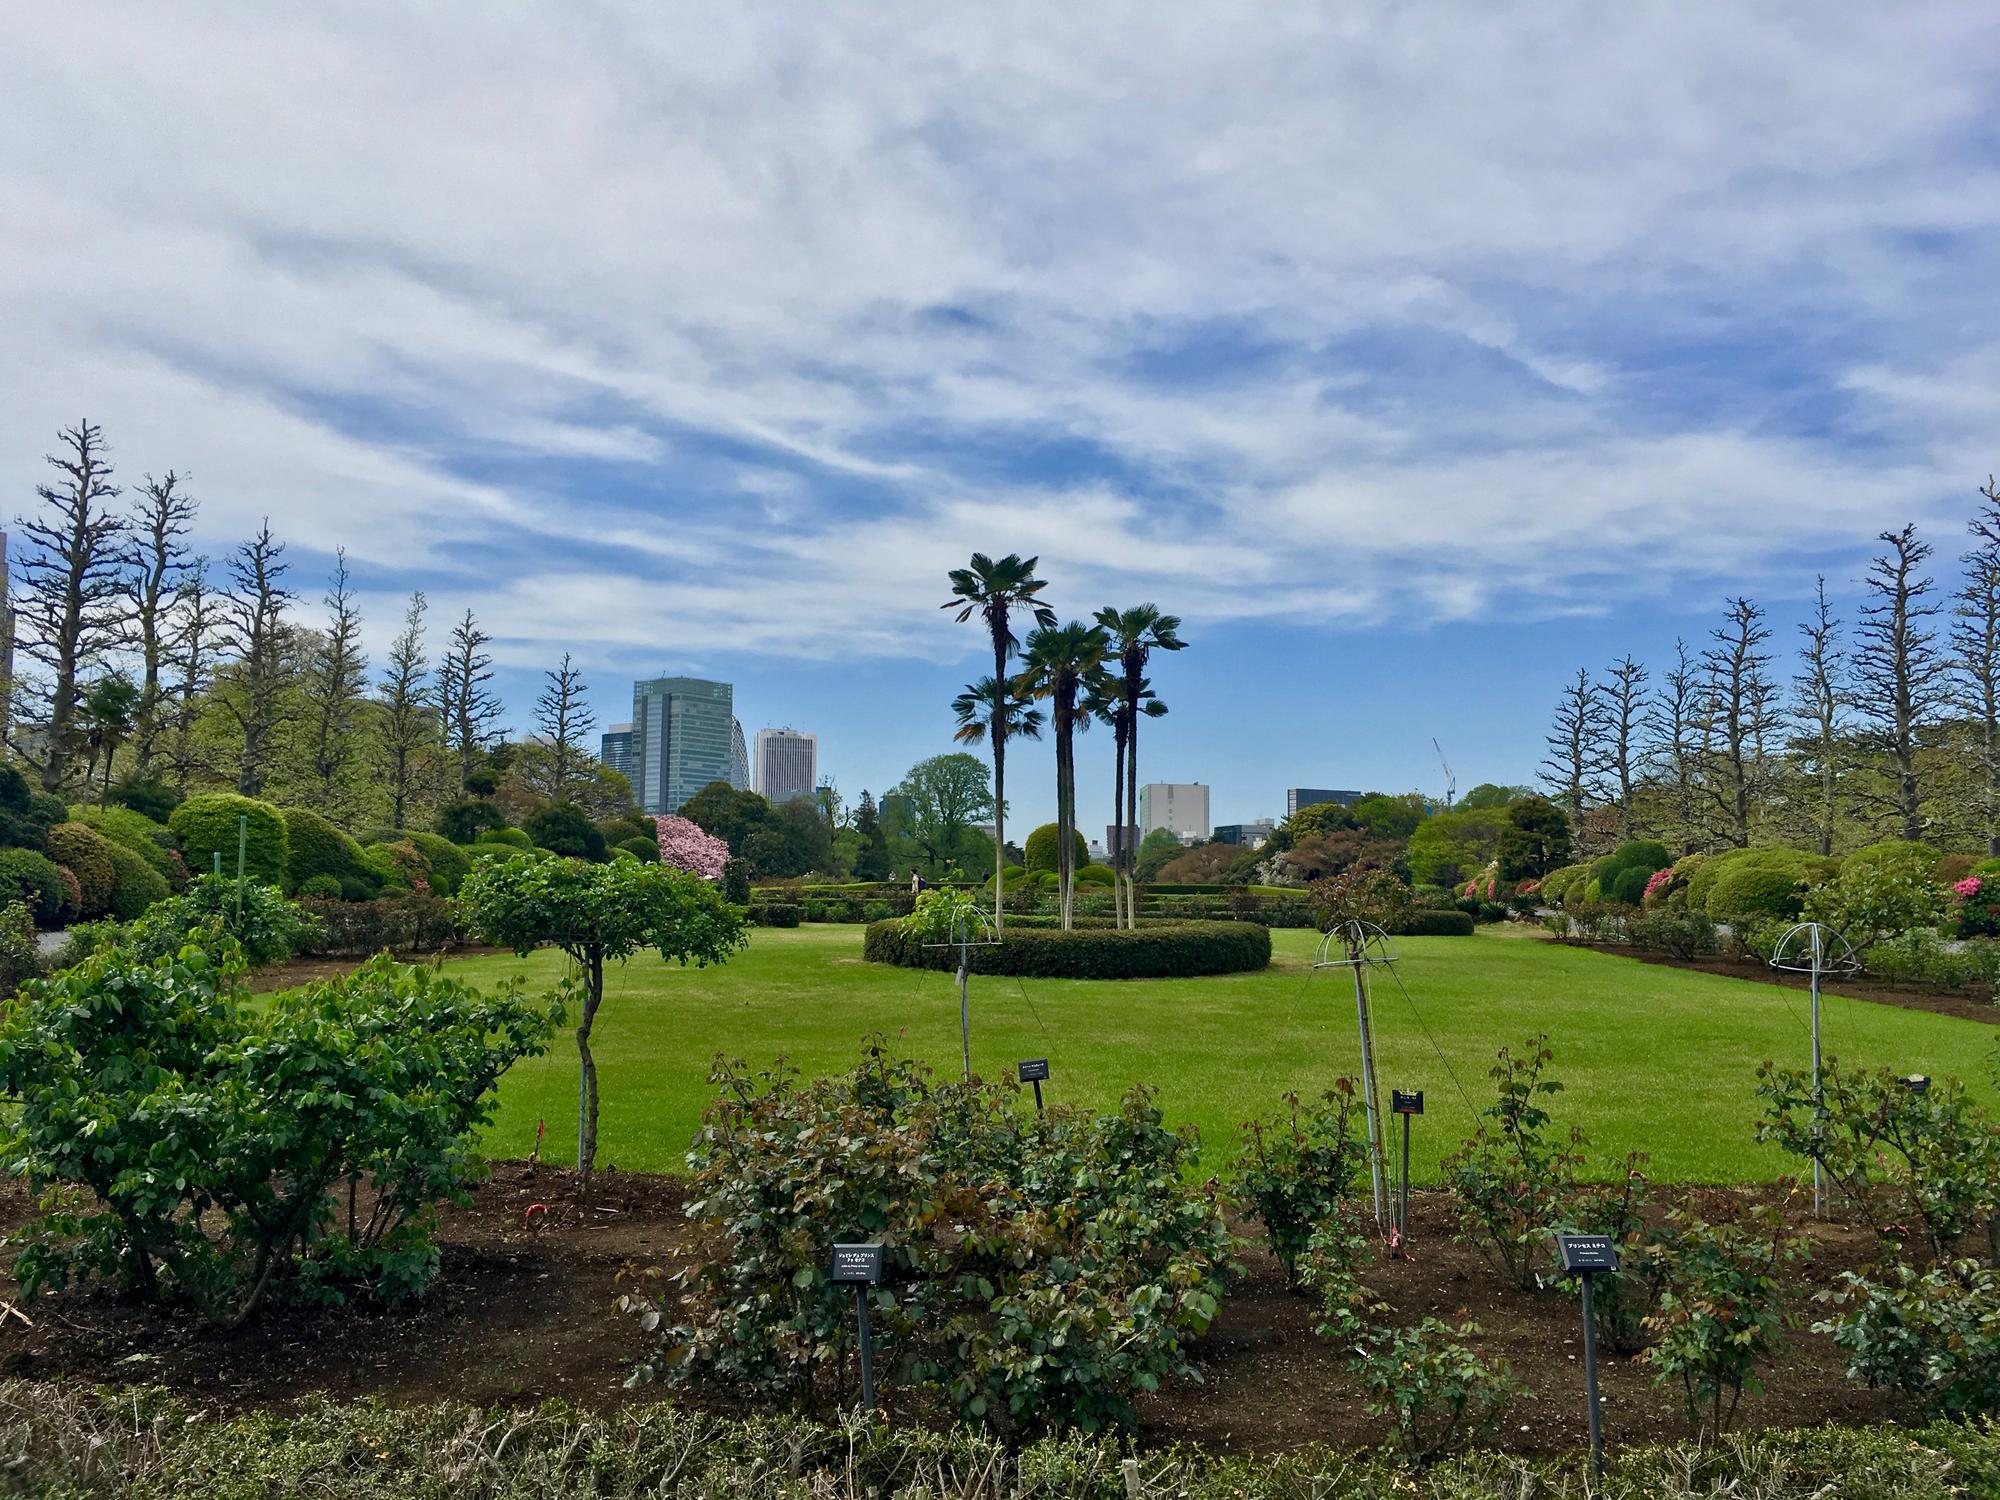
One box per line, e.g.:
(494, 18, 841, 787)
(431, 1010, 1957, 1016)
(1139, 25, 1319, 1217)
(1125, 720, 1139, 930)
(992, 632, 1007, 936)
(576, 952, 604, 1201)
(1111, 717, 1126, 928)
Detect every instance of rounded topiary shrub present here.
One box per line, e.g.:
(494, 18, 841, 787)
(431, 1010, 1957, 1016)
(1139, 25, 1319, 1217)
(281, 807, 376, 895)
(169, 794, 288, 886)
(0, 847, 66, 925)
(478, 826, 532, 850)
(102, 839, 170, 920)
(1077, 862, 1116, 885)
(1024, 823, 1089, 875)
(523, 803, 605, 862)
(71, 804, 176, 881)
(1389, 908, 1477, 937)
(47, 822, 118, 920)
(0, 766, 61, 852)
(299, 874, 345, 899)
(618, 836, 658, 863)
(400, 832, 471, 895)
(1704, 848, 1835, 924)
(865, 919, 1269, 979)
(364, 840, 428, 891)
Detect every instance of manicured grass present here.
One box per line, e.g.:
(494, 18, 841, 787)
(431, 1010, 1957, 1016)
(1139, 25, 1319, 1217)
(443, 925, 2000, 1184)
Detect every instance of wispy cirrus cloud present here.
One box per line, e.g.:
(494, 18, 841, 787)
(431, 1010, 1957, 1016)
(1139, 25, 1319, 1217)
(0, 0, 1995, 689)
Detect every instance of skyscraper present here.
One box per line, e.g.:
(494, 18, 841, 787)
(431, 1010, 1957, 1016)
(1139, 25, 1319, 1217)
(626, 676, 735, 815)
(753, 727, 818, 805)
(598, 723, 635, 783)
(730, 719, 751, 792)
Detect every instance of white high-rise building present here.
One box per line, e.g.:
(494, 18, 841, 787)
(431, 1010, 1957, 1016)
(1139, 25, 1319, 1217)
(753, 727, 818, 806)
(1138, 782, 1210, 842)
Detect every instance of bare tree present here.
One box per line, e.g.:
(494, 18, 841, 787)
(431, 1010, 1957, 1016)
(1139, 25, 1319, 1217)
(377, 591, 432, 829)
(1697, 597, 1777, 848)
(1643, 639, 1706, 854)
(218, 521, 295, 798)
(300, 549, 369, 818)
(122, 471, 196, 780)
(1539, 667, 1606, 820)
(1598, 655, 1648, 839)
(1956, 480, 2000, 856)
(1853, 525, 1945, 842)
(1789, 577, 1846, 857)
(437, 608, 503, 793)
(535, 653, 595, 803)
(12, 420, 128, 792)
(162, 558, 220, 792)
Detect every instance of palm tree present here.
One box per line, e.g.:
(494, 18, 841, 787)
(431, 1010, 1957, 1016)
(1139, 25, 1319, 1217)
(952, 676, 1045, 897)
(1017, 622, 1110, 929)
(79, 673, 140, 803)
(1094, 606, 1186, 927)
(943, 555, 1056, 933)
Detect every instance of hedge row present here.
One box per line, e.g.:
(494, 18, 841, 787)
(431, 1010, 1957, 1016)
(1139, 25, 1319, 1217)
(864, 918, 1270, 979)
(5, 1383, 1998, 1499)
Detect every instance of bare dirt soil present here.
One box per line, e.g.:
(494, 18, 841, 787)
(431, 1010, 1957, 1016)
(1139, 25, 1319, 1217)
(0, 1167, 1925, 1456)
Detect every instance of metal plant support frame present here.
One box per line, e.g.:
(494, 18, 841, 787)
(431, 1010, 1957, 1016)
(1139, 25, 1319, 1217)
(1313, 920, 1399, 1226)
(922, 913, 1001, 1079)
(1769, 921, 1860, 1217)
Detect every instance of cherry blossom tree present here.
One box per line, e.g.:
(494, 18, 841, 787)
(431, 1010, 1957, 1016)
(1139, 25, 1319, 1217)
(657, 814, 729, 880)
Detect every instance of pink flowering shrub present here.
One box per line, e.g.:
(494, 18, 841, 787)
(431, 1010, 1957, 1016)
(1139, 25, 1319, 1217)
(1954, 875, 1983, 899)
(1642, 867, 1675, 903)
(657, 815, 729, 881)
(1952, 872, 2000, 938)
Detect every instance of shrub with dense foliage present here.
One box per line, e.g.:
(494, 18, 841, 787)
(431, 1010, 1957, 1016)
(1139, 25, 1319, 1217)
(297, 891, 464, 957)
(400, 831, 472, 895)
(435, 797, 510, 844)
(168, 793, 288, 886)
(1803, 855, 1949, 949)
(70, 802, 177, 882)
(0, 947, 553, 1327)
(865, 918, 1269, 979)
(45, 821, 117, 919)
(0, 847, 66, 926)
(0, 766, 64, 852)
(1350, 1318, 1520, 1465)
(629, 1043, 1233, 1435)
(1643, 1202, 1804, 1438)
(281, 806, 377, 895)
(1757, 1060, 2000, 1264)
(124, 874, 324, 968)
(1236, 1082, 1364, 1285)
(523, 802, 606, 862)
(1442, 1036, 1585, 1289)
(0, 901, 37, 994)
(101, 838, 169, 919)
(1023, 821, 1089, 874)
(1819, 1260, 2000, 1418)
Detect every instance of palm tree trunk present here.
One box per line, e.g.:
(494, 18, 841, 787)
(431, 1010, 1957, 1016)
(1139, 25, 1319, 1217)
(1058, 710, 1075, 930)
(1111, 719, 1125, 928)
(992, 632, 1007, 935)
(1126, 718, 1140, 929)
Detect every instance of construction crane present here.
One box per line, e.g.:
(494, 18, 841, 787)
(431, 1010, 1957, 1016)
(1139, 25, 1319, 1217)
(1432, 738, 1456, 811)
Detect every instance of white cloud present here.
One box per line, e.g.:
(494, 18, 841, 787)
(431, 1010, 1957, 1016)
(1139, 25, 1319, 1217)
(0, 2, 1995, 666)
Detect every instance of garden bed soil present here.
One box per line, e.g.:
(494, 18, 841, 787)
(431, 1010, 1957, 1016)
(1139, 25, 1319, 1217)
(244, 945, 515, 993)
(0, 1167, 1926, 1457)
(1548, 937, 2000, 1026)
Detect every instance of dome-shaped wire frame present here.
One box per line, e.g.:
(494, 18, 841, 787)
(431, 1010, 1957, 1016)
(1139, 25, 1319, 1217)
(1769, 921, 1860, 975)
(1312, 919, 1398, 970)
(917, 907, 1000, 949)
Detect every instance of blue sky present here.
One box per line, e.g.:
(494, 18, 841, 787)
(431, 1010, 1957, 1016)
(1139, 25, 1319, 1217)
(3, 4, 1998, 832)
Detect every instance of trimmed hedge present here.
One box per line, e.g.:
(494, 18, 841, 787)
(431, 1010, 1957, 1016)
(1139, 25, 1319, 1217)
(401, 831, 472, 895)
(8, 1383, 2000, 1498)
(70, 803, 176, 882)
(0, 847, 65, 925)
(169, 793, 288, 886)
(1391, 908, 1477, 937)
(865, 918, 1270, 978)
(102, 839, 169, 920)
(749, 902, 802, 927)
(46, 822, 117, 919)
(281, 806, 377, 894)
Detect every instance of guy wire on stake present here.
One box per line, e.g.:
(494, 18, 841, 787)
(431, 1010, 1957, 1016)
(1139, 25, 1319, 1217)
(1768, 921, 1860, 1218)
(1312, 919, 1398, 1227)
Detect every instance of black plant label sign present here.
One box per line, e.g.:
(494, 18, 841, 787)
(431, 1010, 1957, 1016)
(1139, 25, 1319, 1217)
(1556, 1234, 1619, 1274)
(1018, 1058, 1050, 1082)
(831, 1243, 885, 1284)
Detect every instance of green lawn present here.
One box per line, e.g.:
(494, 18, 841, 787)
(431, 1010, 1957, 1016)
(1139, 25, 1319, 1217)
(443, 924, 2000, 1184)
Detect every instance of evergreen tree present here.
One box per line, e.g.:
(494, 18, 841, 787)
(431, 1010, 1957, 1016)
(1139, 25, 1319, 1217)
(218, 520, 295, 798)
(300, 549, 368, 819)
(534, 653, 595, 803)
(437, 608, 504, 794)
(853, 789, 890, 881)
(377, 591, 433, 829)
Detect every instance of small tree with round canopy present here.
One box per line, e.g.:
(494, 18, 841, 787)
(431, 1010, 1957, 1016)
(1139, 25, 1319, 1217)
(459, 858, 747, 1196)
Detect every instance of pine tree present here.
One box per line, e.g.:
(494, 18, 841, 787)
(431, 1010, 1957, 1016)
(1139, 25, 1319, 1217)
(377, 592, 432, 829)
(437, 608, 503, 793)
(300, 549, 368, 819)
(853, 789, 890, 881)
(218, 522, 296, 799)
(534, 653, 595, 803)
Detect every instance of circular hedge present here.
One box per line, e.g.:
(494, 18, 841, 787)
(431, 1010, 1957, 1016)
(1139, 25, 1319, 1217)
(102, 839, 170, 919)
(282, 807, 376, 894)
(170, 794, 288, 886)
(47, 821, 117, 919)
(863, 918, 1269, 979)
(1023, 823, 1088, 875)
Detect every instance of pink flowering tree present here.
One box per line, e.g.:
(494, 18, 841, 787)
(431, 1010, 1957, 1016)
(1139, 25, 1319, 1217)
(656, 816, 730, 882)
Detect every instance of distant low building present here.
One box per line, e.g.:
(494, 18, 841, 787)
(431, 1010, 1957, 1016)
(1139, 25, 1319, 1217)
(1105, 823, 1140, 858)
(1214, 819, 1276, 848)
(1139, 782, 1210, 841)
(1286, 787, 1363, 818)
